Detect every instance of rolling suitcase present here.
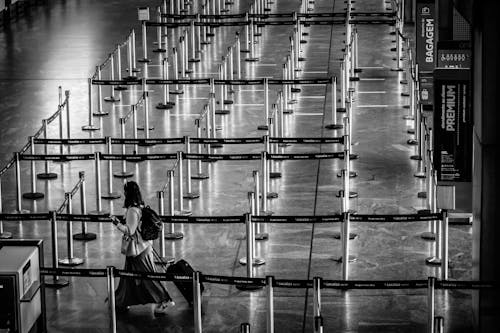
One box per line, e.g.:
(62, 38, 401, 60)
(166, 259, 204, 306)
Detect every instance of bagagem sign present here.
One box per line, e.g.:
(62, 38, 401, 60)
(416, 0, 436, 72)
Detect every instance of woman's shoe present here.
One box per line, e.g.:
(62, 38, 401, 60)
(154, 300, 175, 316)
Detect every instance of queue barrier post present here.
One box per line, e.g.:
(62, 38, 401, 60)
(37, 119, 58, 179)
(153, 7, 166, 53)
(157, 57, 175, 109)
(93, 66, 108, 116)
(58, 87, 65, 154)
(236, 213, 264, 291)
(257, 78, 269, 130)
(282, 64, 293, 114)
(115, 43, 127, 90)
(235, 32, 242, 79)
(239, 198, 265, 266)
(421, 170, 437, 240)
(266, 275, 274, 333)
(441, 210, 449, 280)
(184, 136, 200, 199)
(103, 52, 119, 102)
(132, 29, 139, 72)
(14, 152, 29, 213)
(428, 277, 436, 333)
(166, 169, 184, 240)
(193, 271, 203, 333)
(171, 47, 184, 94)
(0, 177, 13, 238)
(253, 172, 261, 216)
(102, 137, 120, 200)
(189, 20, 200, 62)
(215, 63, 230, 115)
(260, 151, 273, 215)
(107, 266, 117, 333)
(138, 21, 151, 63)
(125, 33, 134, 79)
(73, 171, 97, 241)
(192, 119, 209, 180)
(90, 152, 108, 215)
(44, 211, 69, 287)
(65, 90, 72, 140)
(195, 14, 201, 53)
(403, 61, 415, 119)
(82, 78, 100, 131)
(22, 136, 45, 200)
(59, 192, 84, 266)
(156, 190, 174, 264)
(325, 77, 343, 130)
(338, 61, 346, 112)
(246, 18, 259, 62)
(113, 117, 134, 178)
(176, 151, 192, 216)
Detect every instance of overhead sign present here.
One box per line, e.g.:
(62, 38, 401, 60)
(433, 69, 472, 182)
(416, 0, 437, 72)
(437, 41, 471, 68)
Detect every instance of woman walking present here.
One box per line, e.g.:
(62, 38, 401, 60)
(111, 181, 174, 315)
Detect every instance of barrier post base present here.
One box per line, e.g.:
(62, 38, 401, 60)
(325, 124, 343, 130)
(269, 172, 281, 179)
(332, 232, 358, 240)
(410, 155, 422, 161)
(113, 171, 134, 178)
(239, 257, 266, 266)
(283, 109, 294, 114)
(332, 255, 357, 263)
(22, 192, 45, 200)
(138, 58, 151, 63)
(37, 172, 58, 180)
(349, 77, 360, 81)
(44, 277, 70, 289)
(153, 48, 166, 53)
(169, 90, 184, 95)
(93, 111, 109, 117)
(336, 107, 346, 113)
(82, 125, 100, 131)
(407, 139, 418, 145)
(400, 79, 408, 85)
(414, 172, 426, 178)
(235, 284, 264, 291)
(245, 58, 260, 62)
(58, 257, 84, 266)
(417, 191, 427, 199)
(223, 99, 234, 105)
(183, 192, 200, 199)
(336, 171, 358, 178)
(102, 192, 121, 200)
(255, 232, 269, 240)
(156, 103, 175, 110)
(257, 125, 268, 131)
(215, 109, 230, 115)
(390, 68, 404, 72)
(104, 96, 120, 102)
(175, 210, 192, 216)
(189, 58, 201, 63)
(267, 192, 278, 199)
(192, 173, 209, 180)
(165, 232, 184, 240)
(73, 232, 97, 241)
(421, 232, 436, 240)
(291, 87, 301, 93)
(425, 257, 442, 266)
(401, 92, 410, 97)
(137, 126, 155, 131)
(0, 232, 13, 239)
(288, 99, 297, 105)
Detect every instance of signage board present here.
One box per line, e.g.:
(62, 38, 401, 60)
(138, 7, 150, 21)
(419, 73, 434, 107)
(437, 40, 471, 68)
(433, 68, 472, 182)
(416, 0, 437, 72)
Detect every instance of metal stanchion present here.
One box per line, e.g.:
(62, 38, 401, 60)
(240, 323, 250, 333)
(73, 171, 97, 241)
(183, 136, 200, 199)
(245, 19, 259, 62)
(138, 21, 151, 63)
(44, 211, 69, 287)
(314, 315, 324, 333)
(14, 152, 29, 213)
(153, 7, 166, 53)
(201, 4, 210, 44)
(65, 90, 72, 140)
(241, 13, 250, 53)
(165, 169, 184, 239)
(192, 119, 209, 180)
(22, 137, 45, 200)
(125, 34, 135, 79)
(175, 151, 192, 216)
(313, 277, 322, 327)
(225, 51, 234, 98)
(90, 152, 108, 215)
(59, 193, 84, 266)
(421, 170, 437, 240)
(102, 137, 121, 199)
(260, 151, 272, 215)
(434, 316, 444, 333)
(237, 214, 265, 290)
(215, 63, 230, 114)
(266, 275, 274, 333)
(157, 58, 175, 109)
(441, 210, 449, 280)
(240, 196, 266, 266)
(115, 44, 127, 91)
(137, 91, 153, 138)
(193, 271, 203, 333)
(427, 277, 436, 333)
(426, 204, 442, 265)
(408, 103, 420, 145)
(58, 87, 64, 155)
(113, 117, 134, 178)
(107, 266, 117, 333)
(104, 53, 120, 102)
(0, 178, 13, 239)
(156, 190, 174, 264)
(82, 78, 100, 131)
(337, 61, 346, 112)
(93, 66, 109, 116)
(171, 47, 184, 94)
(235, 32, 242, 79)
(182, 32, 192, 75)
(257, 78, 269, 130)
(132, 29, 140, 72)
(189, 20, 200, 62)
(325, 77, 343, 130)
(251, 189, 268, 241)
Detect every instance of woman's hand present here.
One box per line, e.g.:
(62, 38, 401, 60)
(110, 215, 120, 225)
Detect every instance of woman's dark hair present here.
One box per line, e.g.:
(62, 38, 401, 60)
(123, 181, 144, 208)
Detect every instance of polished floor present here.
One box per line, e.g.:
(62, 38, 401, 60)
(0, 0, 474, 332)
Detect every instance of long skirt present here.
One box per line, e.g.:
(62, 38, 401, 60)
(115, 246, 171, 307)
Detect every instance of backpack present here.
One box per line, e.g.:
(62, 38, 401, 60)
(139, 206, 162, 240)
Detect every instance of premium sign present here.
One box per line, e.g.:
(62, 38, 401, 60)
(416, 0, 437, 72)
(433, 69, 472, 182)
